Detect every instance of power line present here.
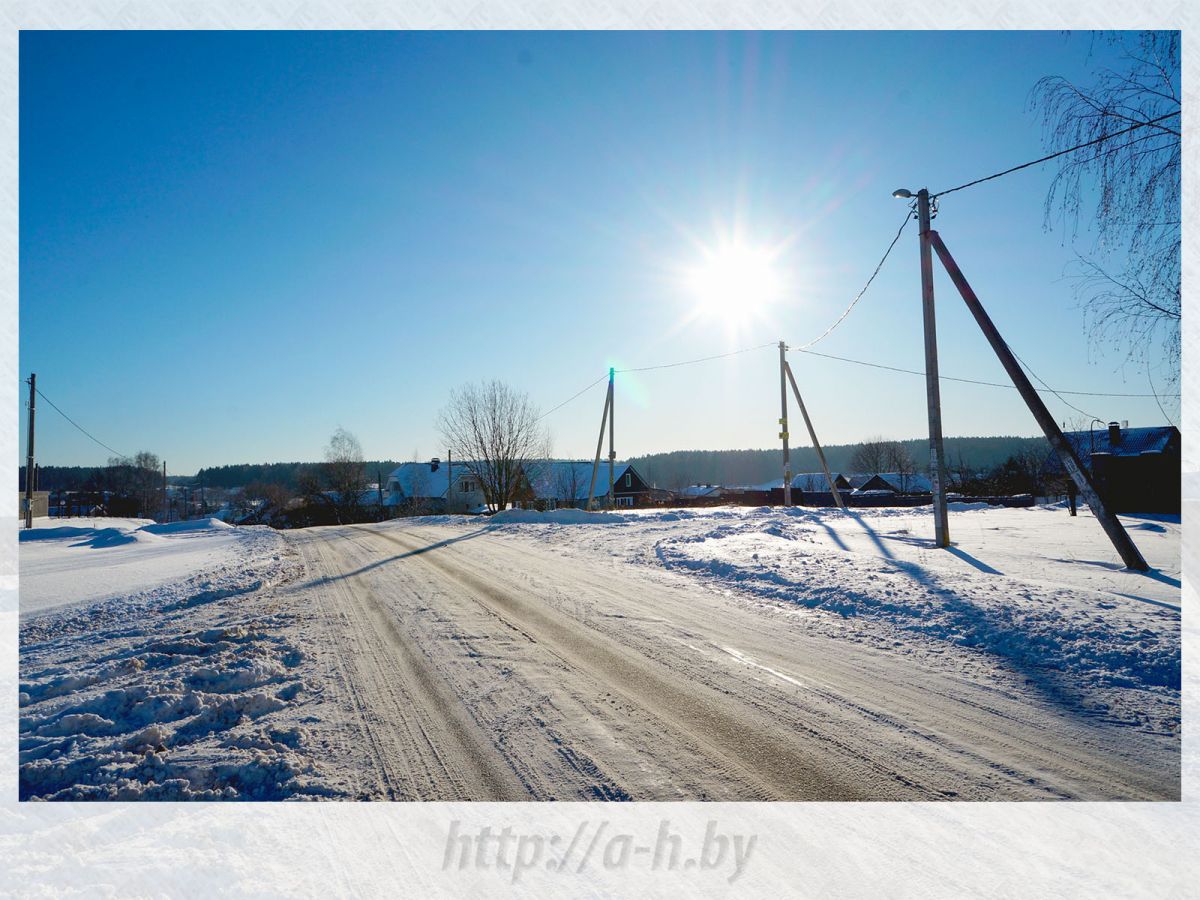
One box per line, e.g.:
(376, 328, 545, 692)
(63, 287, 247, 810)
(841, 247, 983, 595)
(32, 386, 128, 460)
(791, 346, 1179, 399)
(795, 206, 914, 350)
(1010, 348, 1100, 422)
(536, 374, 608, 422)
(615, 342, 776, 373)
(932, 110, 1180, 199)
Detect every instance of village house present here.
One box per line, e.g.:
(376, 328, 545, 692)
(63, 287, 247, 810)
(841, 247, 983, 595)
(385, 460, 487, 514)
(1045, 423, 1180, 514)
(523, 460, 653, 509)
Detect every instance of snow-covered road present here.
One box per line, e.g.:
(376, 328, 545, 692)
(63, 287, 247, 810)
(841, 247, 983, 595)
(19, 505, 1179, 801)
(280, 507, 1179, 801)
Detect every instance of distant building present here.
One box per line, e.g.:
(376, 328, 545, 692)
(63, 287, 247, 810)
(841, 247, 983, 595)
(524, 460, 652, 509)
(1044, 423, 1180, 513)
(385, 460, 487, 514)
(17, 491, 49, 518)
(855, 472, 933, 495)
(791, 472, 852, 493)
(386, 459, 653, 512)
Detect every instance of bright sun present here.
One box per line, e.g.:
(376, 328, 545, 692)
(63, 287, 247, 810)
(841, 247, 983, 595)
(686, 241, 783, 322)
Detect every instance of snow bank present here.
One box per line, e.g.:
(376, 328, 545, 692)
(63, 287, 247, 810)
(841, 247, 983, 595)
(18, 522, 324, 801)
(488, 508, 629, 525)
(19, 517, 288, 621)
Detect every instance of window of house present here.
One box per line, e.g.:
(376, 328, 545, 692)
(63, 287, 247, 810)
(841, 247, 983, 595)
(460, 480, 476, 493)
(616, 496, 633, 507)
(624, 473, 632, 488)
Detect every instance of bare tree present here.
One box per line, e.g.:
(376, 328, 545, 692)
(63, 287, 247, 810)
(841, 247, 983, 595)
(324, 427, 367, 523)
(890, 442, 917, 492)
(438, 381, 551, 513)
(849, 437, 893, 474)
(551, 461, 587, 510)
(1030, 31, 1180, 385)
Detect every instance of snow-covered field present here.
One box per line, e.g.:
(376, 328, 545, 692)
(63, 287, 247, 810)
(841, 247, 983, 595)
(18, 503, 1180, 801)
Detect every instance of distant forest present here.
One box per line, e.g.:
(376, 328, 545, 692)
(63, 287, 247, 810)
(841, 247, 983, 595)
(23, 437, 1050, 492)
(627, 436, 1052, 490)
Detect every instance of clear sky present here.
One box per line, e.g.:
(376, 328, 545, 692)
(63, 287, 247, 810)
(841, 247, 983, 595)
(19, 30, 1180, 475)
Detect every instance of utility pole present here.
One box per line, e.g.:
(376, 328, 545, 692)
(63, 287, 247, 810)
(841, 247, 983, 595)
(24, 373, 36, 529)
(783, 360, 845, 511)
(607, 367, 615, 511)
(778, 341, 792, 506)
(917, 189, 950, 547)
(162, 460, 168, 523)
(586, 375, 613, 512)
(929, 230, 1148, 571)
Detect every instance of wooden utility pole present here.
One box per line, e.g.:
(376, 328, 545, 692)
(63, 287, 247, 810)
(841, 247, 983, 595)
(929, 230, 1148, 571)
(783, 360, 845, 510)
(162, 460, 168, 523)
(917, 189, 951, 547)
(24, 373, 36, 529)
(586, 376, 613, 512)
(778, 341, 792, 506)
(607, 368, 615, 511)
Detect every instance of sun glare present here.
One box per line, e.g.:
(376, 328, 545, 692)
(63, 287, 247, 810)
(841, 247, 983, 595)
(686, 241, 783, 323)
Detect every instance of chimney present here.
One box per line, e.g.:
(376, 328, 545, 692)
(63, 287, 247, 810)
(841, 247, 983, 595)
(430, 457, 440, 472)
(1108, 422, 1121, 446)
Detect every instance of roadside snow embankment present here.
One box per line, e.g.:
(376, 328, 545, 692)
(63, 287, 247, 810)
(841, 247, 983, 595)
(18, 518, 331, 801)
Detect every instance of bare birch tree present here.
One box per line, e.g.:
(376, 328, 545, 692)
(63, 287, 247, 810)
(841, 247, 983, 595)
(438, 381, 551, 513)
(1029, 31, 1180, 386)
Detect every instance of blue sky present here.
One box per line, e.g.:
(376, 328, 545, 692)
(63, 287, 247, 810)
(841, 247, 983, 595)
(19, 30, 1179, 474)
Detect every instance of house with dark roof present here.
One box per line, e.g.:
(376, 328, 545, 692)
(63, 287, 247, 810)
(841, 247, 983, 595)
(855, 472, 934, 495)
(524, 460, 652, 509)
(1044, 423, 1180, 513)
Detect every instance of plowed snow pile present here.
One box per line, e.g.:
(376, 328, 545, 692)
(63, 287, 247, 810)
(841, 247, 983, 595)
(18, 518, 328, 801)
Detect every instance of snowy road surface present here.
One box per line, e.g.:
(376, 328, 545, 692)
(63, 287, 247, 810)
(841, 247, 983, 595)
(281, 508, 1178, 801)
(19, 505, 1179, 801)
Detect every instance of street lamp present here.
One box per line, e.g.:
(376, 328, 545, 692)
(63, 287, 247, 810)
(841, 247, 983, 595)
(892, 188, 913, 199)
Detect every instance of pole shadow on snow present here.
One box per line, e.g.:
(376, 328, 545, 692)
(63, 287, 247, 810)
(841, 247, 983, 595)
(292, 527, 491, 590)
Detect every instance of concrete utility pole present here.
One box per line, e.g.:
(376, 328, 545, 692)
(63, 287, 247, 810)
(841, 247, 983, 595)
(917, 189, 951, 547)
(929, 230, 1148, 571)
(607, 367, 616, 511)
(24, 373, 36, 529)
(586, 376, 613, 512)
(783, 360, 845, 511)
(778, 341, 792, 506)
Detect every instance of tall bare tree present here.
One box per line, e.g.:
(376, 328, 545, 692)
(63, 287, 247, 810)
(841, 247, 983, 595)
(324, 427, 367, 523)
(438, 381, 550, 513)
(1030, 31, 1180, 387)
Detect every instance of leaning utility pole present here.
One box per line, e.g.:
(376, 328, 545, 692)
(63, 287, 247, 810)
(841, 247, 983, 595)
(586, 373, 614, 512)
(783, 360, 845, 511)
(917, 189, 950, 547)
(24, 373, 36, 529)
(607, 367, 616, 511)
(778, 341, 792, 506)
(929, 230, 1148, 571)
